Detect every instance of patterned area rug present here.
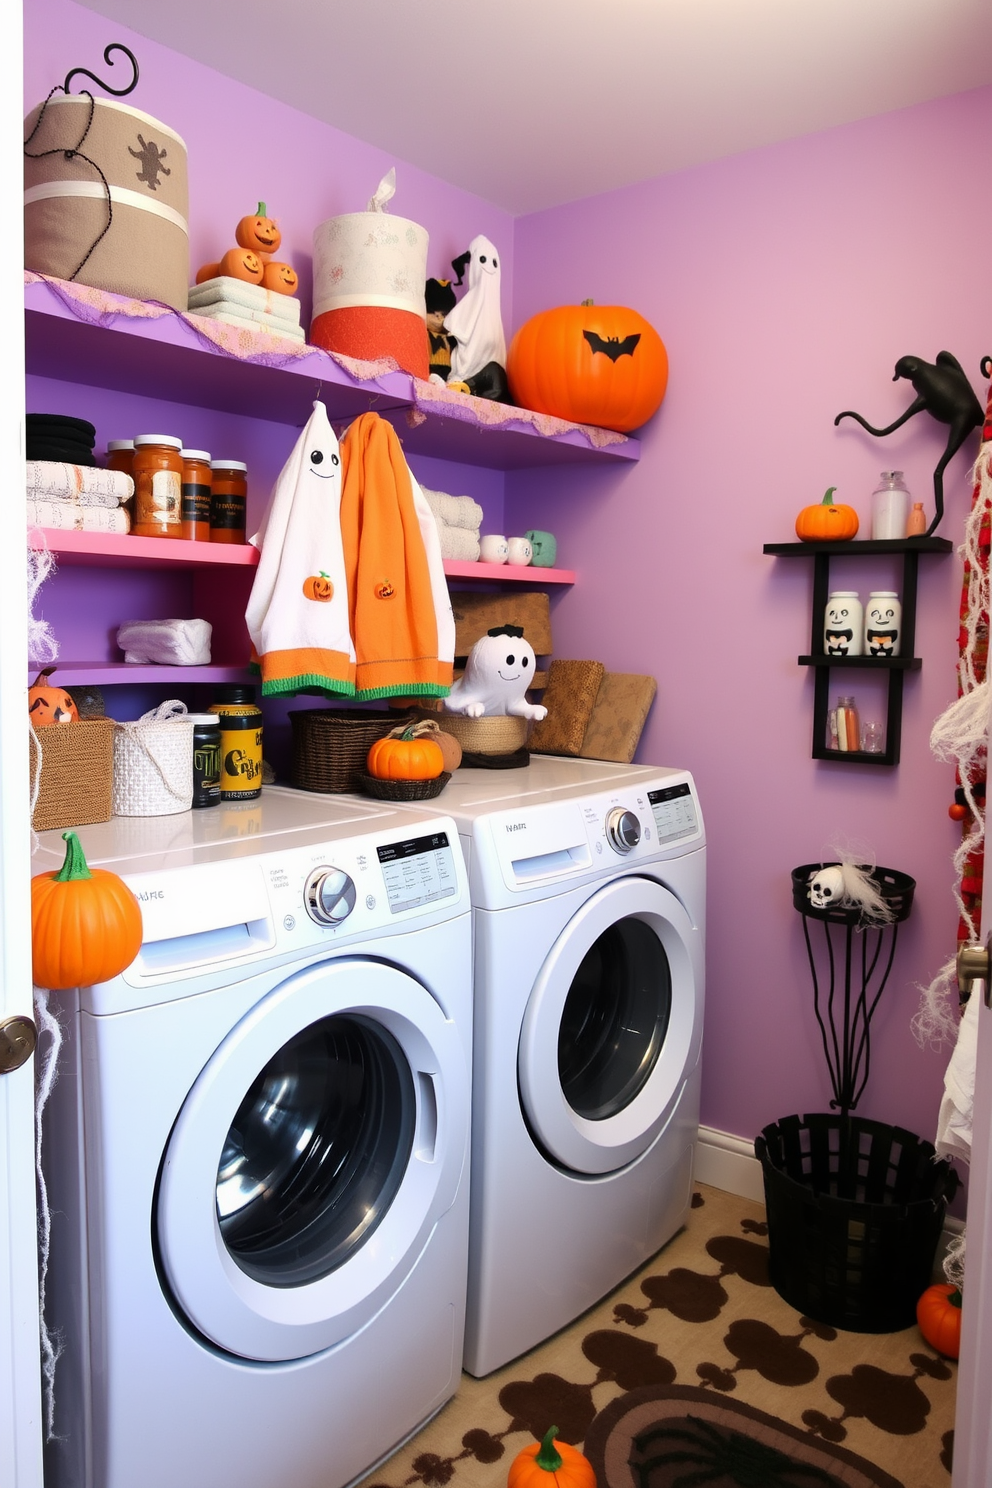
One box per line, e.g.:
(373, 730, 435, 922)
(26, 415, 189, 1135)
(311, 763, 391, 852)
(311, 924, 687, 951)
(361, 1185, 956, 1488)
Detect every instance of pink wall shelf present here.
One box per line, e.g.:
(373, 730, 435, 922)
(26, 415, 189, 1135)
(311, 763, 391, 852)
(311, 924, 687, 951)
(29, 529, 261, 571)
(443, 560, 575, 583)
(39, 663, 257, 687)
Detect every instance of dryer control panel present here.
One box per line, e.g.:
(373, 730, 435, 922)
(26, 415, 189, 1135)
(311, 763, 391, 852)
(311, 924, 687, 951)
(475, 773, 703, 904)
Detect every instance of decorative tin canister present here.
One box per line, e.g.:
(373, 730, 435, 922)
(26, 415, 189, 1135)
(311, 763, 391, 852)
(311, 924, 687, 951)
(24, 93, 189, 311)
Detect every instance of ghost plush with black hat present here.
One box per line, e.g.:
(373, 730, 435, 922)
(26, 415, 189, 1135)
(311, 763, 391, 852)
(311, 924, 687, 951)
(444, 625, 547, 720)
(444, 235, 511, 401)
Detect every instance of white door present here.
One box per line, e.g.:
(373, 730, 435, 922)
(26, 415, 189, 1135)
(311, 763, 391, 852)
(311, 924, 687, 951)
(157, 957, 469, 1361)
(517, 876, 704, 1174)
(950, 690, 992, 1485)
(0, 4, 45, 1483)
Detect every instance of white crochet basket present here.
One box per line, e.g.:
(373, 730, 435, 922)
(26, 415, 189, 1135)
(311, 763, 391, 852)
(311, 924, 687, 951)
(112, 702, 193, 816)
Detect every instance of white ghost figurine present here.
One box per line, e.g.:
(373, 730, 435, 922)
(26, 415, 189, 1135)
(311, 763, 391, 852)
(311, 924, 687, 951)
(444, 625, 548, 720)
(445, 234, 506, 385)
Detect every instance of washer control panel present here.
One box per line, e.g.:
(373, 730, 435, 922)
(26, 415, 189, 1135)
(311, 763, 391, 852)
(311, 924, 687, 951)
(647, 781, 700, 844)
(304, 867, 357, 926)
(605, 807, 641, 854)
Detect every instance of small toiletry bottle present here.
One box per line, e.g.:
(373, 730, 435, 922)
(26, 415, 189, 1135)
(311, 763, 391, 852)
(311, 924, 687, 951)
(906, 502, 927, 536)
(871, 471, 911, 541)
(831, 696, 861, 752)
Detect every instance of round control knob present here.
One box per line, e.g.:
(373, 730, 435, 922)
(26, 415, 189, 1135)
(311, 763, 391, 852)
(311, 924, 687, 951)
(605, 807, 641, 855)
(305, 867, 357, 927)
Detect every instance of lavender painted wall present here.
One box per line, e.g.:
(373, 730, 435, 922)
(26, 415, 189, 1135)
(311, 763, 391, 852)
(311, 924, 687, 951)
(507, 87, 992, 1153)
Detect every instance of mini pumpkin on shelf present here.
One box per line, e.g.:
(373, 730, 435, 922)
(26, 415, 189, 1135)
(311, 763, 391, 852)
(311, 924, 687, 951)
(795, 487, 860, 542)
(31, 831, 143, 989)
(508, 1427, 596, 1488)
(29, 666, 78, 725)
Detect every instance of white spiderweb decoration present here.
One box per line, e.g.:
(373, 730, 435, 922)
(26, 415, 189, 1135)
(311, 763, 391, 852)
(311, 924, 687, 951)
(33, 985, 64, 1441)
(27, 539, 59, 668)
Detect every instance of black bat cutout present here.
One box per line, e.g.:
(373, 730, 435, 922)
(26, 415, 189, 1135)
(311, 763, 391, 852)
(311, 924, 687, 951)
(583, 330, 641, 362)
(835, 352, 986, 536)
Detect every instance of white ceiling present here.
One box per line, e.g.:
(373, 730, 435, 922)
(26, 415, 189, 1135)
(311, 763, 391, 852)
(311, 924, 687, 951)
(79, 0, 992, 215)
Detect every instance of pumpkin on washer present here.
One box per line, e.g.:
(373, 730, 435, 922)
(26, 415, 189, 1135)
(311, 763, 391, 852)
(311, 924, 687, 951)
(507, 299, 668, 432)
(29, 666, 78, 725)
(367, 724, 445, 781)
(31, 831, 143, 990)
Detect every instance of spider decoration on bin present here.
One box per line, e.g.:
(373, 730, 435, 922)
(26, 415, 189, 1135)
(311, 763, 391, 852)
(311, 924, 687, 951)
(834, 352, 986, 537)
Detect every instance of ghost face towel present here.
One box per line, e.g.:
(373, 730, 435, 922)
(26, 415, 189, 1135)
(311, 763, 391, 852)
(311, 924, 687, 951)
(245, 401, 356, 697)
(339, 412, 454, 701)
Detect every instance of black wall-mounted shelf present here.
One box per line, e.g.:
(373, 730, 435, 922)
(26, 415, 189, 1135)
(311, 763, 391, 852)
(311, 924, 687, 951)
(763, 536, 953, 766)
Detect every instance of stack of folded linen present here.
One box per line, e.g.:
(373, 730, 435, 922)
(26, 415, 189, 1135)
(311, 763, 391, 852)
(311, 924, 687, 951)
(420, 486, 484, 561)
(27, 460, 133, 534)
(187, 276, 306, 343)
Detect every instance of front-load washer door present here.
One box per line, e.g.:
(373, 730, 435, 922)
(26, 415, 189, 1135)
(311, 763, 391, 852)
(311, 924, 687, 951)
(518, 876, 703, 1176)
(156, 957, 468, 1362)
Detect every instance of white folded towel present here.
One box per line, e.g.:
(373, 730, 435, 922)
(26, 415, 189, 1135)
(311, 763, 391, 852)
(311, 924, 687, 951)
(28, 499, 130, 534)
(26, 461, 133, 507)
(117, 618, 212, 666)
(438, 526, 481, 562)
(188, 275, 302, 325)
(420, 486, 484, 533)
(192, 306, 306, 342)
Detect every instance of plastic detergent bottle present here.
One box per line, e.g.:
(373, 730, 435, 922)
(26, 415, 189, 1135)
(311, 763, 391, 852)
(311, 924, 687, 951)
(208, 685, 263, 801)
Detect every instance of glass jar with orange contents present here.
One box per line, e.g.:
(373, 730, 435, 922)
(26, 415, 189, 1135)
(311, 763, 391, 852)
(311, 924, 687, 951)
(106, 439, 136, 519)
(210, 459, 248, 544)
(181, 449, 212, 541)
(132, 434, 183, 538)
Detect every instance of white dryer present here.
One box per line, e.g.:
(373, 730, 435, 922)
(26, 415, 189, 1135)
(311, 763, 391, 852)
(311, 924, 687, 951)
(35, 787, 472, 1488)
(387, 755, 704, 1377)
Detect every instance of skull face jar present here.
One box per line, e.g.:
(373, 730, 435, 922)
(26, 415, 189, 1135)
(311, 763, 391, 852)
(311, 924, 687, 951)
(824, 592, 863, 657)
(808, 865, 845, 912)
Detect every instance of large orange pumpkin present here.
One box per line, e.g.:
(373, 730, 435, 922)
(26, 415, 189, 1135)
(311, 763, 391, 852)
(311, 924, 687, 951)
(507, 300, 668, 432)
(367, 725, 444, 781)
(795, 487, 860, 542)
(508, 1427, 596, 1488)
(31, 831, 143, 990)
(916, 1283, 962, 1359)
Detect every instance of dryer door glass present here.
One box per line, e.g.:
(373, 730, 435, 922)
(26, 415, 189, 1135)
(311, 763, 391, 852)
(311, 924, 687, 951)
(216, 1013, 415, 1287)
(558, 916, 671, 1121)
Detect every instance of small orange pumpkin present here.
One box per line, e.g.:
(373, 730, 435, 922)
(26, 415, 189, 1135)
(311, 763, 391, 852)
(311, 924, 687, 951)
(218, 247, 264, 285)
(302, 572, 334, 602)
(508, 1427, 596, 1488)
(916, 1283, 962, 1359)
(262, 261, 299, 296)
(29, 667, 78, 725)
(194, 260, 222, 284)
(507, 300, 668, 432)
(795, 487, 860, 541)
(31, 831, 143, 990)
(235, 202, 282, 257)
(367, 725, 445, 781)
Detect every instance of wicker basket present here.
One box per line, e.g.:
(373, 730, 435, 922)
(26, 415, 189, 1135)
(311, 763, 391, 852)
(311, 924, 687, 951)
(433, 712, 528, 755)
(356, 771, 451, 801)
(290, 707, 415, 793)
(30, 718, 115, 832)
(112, 706, 194, 817)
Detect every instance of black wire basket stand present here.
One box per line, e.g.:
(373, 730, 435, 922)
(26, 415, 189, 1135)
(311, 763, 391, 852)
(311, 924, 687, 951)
(790, 862, 916, 1116)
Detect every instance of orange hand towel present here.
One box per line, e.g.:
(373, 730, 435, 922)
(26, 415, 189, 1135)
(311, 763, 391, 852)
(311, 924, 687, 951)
(340, 413, 454, 701)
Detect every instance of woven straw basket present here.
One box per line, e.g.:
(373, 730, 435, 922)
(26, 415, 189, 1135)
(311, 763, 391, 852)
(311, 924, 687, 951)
(290, 707, 415, 793)
(112, 702, 193, 816)
(30, 717, 115, 832)
(433, 711, 528, 755)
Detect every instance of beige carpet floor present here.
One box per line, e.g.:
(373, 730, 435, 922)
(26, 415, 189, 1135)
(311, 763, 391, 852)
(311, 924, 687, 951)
(361, 1184, 956, 1488)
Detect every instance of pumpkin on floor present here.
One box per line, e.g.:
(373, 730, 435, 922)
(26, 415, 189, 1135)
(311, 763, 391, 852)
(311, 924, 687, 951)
(508, 1427, 595, 1488)
(916, 1282, 962, 1359)
(507, 300, 668, 432)
(31, 831, 143, 990)
(29, 666, 78, 725)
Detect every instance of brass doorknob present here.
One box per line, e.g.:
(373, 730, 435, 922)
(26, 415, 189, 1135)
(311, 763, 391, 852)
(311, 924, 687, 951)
(957, 937, 992, 1006)
(0, 1015, 37, 1074)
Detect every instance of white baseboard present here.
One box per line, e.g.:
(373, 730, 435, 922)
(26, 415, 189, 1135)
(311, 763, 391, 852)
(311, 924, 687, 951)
(694, 1125, 765, 1203)
(694, 1124, 964, 1278)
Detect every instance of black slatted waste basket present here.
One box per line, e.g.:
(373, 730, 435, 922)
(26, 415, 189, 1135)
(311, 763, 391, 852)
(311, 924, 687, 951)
(755, 863, 958, 1332)
(756, 1113, 957, 1332)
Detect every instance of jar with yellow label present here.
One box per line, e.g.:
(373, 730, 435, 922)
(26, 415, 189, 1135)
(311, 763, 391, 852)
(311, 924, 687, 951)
(210, 459, 248, 544)
(132, 434, 183, 538)
(208, 685, 263, 801)
(181, 449, 212, 541)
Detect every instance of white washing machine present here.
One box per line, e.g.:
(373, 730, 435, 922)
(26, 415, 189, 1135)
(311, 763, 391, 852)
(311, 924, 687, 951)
(34, 786, 472, 1488)
(384, 754, 704, 1377)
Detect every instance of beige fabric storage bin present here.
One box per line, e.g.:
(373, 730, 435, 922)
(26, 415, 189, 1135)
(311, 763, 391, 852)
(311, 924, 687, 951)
(24, 94, 189, 310)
